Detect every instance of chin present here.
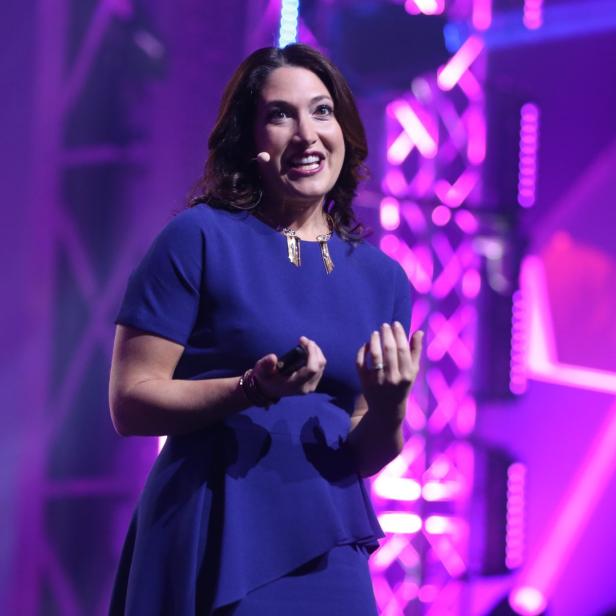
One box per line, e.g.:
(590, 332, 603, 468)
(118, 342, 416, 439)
(286, 183, 335, 202)
(287, 192, 330, 207)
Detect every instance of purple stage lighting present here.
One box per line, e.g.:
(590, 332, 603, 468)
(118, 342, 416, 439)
(518, 103, 540, 208)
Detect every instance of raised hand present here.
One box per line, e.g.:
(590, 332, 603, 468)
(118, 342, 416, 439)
(356, 322, 423, 422)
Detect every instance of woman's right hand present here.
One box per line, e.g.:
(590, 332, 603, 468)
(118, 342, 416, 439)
(251, 336, 326, 399)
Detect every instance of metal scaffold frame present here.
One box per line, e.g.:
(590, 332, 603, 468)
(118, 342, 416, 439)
(13, 1, 156, 613)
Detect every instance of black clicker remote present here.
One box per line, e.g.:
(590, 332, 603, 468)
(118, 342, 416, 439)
(276, 345, 308, 375)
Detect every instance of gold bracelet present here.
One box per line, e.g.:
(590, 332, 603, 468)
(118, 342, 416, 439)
(239, 369, 279, 408)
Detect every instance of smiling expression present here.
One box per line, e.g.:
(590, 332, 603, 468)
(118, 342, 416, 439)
(253, 66, 346, 210)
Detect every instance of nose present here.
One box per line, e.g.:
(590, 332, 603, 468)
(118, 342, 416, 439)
(294, 113, 317, 145)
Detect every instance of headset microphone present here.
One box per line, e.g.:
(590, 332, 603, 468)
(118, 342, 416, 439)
(254, 152, 271, 163)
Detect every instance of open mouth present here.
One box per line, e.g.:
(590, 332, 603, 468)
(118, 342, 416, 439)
(287, 153, 324, 173)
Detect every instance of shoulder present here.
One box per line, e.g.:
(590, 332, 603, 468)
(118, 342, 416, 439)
(347, 237, 406, 278)
(157, 204, 244, 243)
(346, 237, 411, 306)
(165, 203, 239, 230)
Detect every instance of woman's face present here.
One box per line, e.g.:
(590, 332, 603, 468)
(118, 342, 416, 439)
(253, 66, 345, 210)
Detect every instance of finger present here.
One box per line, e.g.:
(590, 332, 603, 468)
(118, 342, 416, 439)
(380, 323, 398, 379)
(356, 342, 366, 371)
(307, 341, 327, 385)
(410, 331, 424, 365)
(293, 338, 326, 392)
(294, 338, 323, 384)
(368, 330, 383, 371)
(256, 353, 278, 371)
(305, 337, 326, 365)
(393, 321, 413, 375)
(304, 339, 320, 372)
(253, 353, 279, 381)
(314, 343, 327, 371)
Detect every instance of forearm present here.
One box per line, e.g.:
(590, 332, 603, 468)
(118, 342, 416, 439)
(347, 407, 405, 478)
(110, 376, 250, 437)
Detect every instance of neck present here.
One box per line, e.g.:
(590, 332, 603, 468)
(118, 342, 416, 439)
(259, 198, 330, 239)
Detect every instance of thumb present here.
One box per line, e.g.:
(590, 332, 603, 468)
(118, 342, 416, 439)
(255, 353, 278, 375)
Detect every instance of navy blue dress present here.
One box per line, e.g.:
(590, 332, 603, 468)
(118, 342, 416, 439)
(109, 205, 411, 615)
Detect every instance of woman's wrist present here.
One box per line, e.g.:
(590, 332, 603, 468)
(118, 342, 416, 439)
(364, 399, 407, 427)
(239, 369, 280, 408)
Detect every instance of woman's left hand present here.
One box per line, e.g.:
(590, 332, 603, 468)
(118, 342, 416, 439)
(356, 322, 423, 423)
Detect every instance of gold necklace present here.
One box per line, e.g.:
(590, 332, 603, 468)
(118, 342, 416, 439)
(257, 212, 335, 274)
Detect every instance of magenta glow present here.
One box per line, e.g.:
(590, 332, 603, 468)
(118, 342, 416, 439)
(437, 35, 484, 92)
(518, 103, 540, 208)
(404, 0, 445, 16)
(523, 0, 543, 30)
(506, 462, 526, 569)
(380, 197, 401, 231)
(509, 586, 547, 615)
(431, 205, 451, 226)
(472, 0, 492, 30)
(510, 289, 528, 394)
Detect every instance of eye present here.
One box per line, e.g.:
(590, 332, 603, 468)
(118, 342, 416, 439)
(266, 108, 289, 122)
(314, 104, 334, 117)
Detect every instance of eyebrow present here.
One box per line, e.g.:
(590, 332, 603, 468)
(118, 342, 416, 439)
(264, 94, 333, 107)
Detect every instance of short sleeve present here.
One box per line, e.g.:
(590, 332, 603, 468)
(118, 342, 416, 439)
(392, 262, 412, 333)
(115, 211, 205, 345)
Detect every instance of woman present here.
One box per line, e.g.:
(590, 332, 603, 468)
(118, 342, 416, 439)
(109, 44, 423, 615)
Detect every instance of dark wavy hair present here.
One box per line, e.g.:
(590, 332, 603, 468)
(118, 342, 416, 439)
(189, 44, 369, 241)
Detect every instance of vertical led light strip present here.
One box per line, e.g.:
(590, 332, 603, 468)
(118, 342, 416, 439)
(278, 0, 299, 47)
(506, 462, 526, 569)
(510, 289, 528, 394)
(518, 103, 540, 208)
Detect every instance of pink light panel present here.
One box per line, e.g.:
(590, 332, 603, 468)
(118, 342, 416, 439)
(384, 90, 485, 206)
(373, 475, 422, 501)
(427, 310, 474, 368)
(465, 106, 487, 164)
(523, 0, 543, 30)
(434, 170, 480, 207)
(378, 512, 423, 534)
(387, 99, 438, 160)
(437, 35, 484, 92)
(380, 197, 401, 230)
(510, 586, 548, 616)
(418, 584, 439, 603)
(432, 204, 451, 226)
(510, 256, 616, 612)
(518, 103, 540, 208)
(461, 268, 481, 299)
(454, 209, 479, 234)
(520, 256, 616, 394)
(381, 168, 408, 197)
(404, 0, 445, 16)
(472, 0, 492, 31)
(380, 233, 434, 295)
